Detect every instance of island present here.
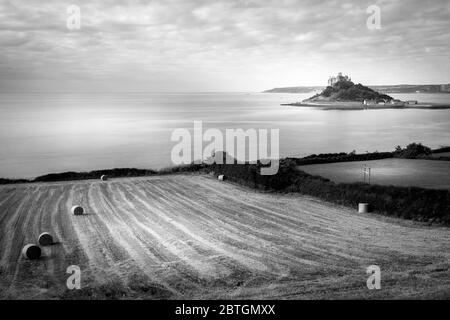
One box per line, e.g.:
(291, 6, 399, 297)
(272, 73, 450, 110)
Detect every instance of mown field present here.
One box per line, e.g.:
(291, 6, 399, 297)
(1, 174, 450, 299)
(297, 158, 450, 190)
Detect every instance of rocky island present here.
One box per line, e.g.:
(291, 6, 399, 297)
(280, 73, 450, 110)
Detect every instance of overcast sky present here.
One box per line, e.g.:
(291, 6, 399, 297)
(0, 0, 449, 92)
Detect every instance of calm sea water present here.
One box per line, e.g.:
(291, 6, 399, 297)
(1, 92, 449, 179)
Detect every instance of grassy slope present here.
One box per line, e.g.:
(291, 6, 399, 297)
(1, 174, 450, 299)
(297, 158, 450, 190)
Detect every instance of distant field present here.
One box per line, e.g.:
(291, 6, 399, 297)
(432, 152, 450, 158)
(297, 159, 450, 189)
(1, 174, 450, 299)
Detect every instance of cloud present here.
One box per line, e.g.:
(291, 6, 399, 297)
(0, 0, 449, 91)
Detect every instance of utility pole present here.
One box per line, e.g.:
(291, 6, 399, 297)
(363, 165, 371, 184)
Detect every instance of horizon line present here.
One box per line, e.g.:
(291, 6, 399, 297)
(1, 82, 450, 95)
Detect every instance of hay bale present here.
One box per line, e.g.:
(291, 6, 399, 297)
(218, 175, 225, 181)
(71, 205, 84, 215)
(38, 232, 53, 246)
(22, 244, 41, 260)
(358, 203, 370, 213)
(101, 175, 108, 181)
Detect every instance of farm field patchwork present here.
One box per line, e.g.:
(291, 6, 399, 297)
(0, 174, 450, 299)
(297, 158, 450, 189)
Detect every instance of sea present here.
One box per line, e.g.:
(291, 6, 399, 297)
(1, 92, 449, 179)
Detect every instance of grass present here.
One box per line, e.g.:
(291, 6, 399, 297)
(297, 158, 450, 190)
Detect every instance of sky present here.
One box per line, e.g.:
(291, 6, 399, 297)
(0, 0, 449, 92)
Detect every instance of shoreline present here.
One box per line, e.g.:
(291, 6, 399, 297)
(281, 101, 450, 110)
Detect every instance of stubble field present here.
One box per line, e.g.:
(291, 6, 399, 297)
(0, 174, 449, 299)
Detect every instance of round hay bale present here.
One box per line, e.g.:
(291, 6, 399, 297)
(101, 175, 108, 181)
(358, 203, 370, 213)
(38, 232, 53, 246)
(71, 205, 84, 215)
(218, 175, 225, 181)
(22, 244, 41, 260)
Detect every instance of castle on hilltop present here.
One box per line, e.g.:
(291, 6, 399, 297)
(328, 72, 351, 86)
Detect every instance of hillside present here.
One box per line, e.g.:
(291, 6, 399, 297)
(371, 84, 450, 94)
(305, 78, 393, 102)
(1, 174, 450, 299)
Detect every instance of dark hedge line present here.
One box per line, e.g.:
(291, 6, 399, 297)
(429, 156, 450, 161)
(290, 151, 393, 166)
(208, 159, 296, 190)
(0, 178, 30, 185)
(34, 168, 158, 182)
(34, 164, 207, 182)
(158, 163, 205, 175)
(289, 143, 450, 166)
(1, 165, 205, 184)
(432, 146, 450, 153)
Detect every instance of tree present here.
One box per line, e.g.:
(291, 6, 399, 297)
(398, 143, 432, 159)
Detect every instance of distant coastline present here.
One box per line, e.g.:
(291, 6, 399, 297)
(264, 84, 450, 94)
